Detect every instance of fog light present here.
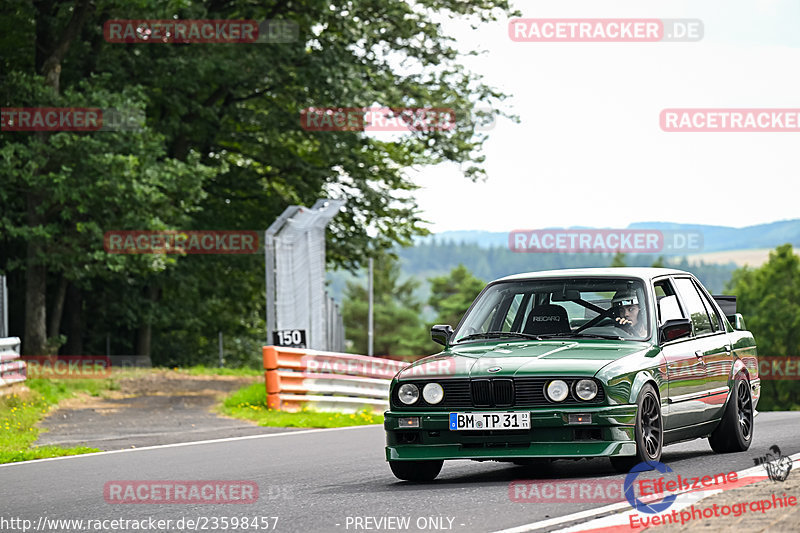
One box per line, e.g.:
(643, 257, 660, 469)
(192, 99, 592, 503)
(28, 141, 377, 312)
(398, 417, 419, 428)
(568, 414, 592, 425)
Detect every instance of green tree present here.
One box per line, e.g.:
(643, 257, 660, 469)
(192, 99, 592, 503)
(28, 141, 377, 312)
(342, 255, 432, 357)
(0, 0, 516, 361)
(651, 256, 666, 268)
(727, 244, 800, 410)
(428, 264, 484, 327)
(610, 252, 627, 267)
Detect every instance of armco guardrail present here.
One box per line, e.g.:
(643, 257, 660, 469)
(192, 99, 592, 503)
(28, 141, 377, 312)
(263, 346, 410, 414)
(0, 337, 25, 389)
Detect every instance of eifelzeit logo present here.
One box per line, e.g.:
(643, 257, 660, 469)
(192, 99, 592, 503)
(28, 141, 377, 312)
(753, 445, 793, 482)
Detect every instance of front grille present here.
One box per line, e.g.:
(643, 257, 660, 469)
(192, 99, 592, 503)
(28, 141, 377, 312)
(391, 377, 604, 409)
(493, 379, 514, 406)
(441, 380, 472, 407)
(471, 380, 491, 406)
(515, 378, 549, 405)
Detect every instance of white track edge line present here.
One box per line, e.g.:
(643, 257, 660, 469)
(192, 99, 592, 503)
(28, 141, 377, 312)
(0, 424, 379, 468)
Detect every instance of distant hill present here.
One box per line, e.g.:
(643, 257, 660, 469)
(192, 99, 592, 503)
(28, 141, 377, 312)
(329, 241, 746, 304)
(421, 220, 800, 253)
(395, 241, 738, 293)
(330, 220, 800, 304)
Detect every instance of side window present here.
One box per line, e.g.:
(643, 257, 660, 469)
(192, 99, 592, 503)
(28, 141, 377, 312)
(693, 280, 721, 332)
(653, 279, 685, 324)
(674, 277, 713, 336)
(654, 285, 668, 299)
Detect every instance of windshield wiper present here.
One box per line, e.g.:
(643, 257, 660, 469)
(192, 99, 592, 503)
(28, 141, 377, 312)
(457, 331, 542, 342)
(537, 332, 625, 341)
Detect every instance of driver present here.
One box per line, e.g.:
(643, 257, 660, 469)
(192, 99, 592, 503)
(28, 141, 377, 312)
(612, 290, 647, 337)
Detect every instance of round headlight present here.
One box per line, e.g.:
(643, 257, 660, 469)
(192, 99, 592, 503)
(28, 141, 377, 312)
(575, 379, 598, 401)
(398, 383, 420, 405)
(423, 383, 444, 404)
(546, 380, 569, 402)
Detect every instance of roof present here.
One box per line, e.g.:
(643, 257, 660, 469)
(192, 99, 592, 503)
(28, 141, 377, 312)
(495, 267, 692, 283)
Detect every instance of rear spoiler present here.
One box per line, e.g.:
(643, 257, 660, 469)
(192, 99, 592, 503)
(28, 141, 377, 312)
(713, 295, 746, 330)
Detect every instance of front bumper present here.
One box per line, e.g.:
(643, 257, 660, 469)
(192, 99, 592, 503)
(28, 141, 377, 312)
(385, 405, 638, 461)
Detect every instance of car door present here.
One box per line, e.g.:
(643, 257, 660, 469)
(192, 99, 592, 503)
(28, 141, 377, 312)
(655, 277, 710, 432)
(679, 277, 734, 419)
(672, 276, 732, 423)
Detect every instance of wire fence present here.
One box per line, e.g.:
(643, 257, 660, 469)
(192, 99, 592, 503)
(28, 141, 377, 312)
(265, 199, 346, 352)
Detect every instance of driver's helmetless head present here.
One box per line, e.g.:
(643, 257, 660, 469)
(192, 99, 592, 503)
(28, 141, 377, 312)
(612, 291, 640, 323)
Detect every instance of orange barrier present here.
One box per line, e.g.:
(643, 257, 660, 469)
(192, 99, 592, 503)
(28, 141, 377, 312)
(263, 346, 411, 413)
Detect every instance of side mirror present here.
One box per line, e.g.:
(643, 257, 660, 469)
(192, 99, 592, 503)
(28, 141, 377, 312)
(659, 318, 692, 343)
(731, 313, 746, 331)
(431, 324, 454, 347)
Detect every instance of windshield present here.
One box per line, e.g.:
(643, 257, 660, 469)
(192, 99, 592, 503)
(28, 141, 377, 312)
(453, 277, 651, 343)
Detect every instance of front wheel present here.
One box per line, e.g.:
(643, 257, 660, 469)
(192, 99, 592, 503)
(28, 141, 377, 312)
(709, 375, 753, 453)
(610, 383, 663, 473)
(389, 460, 444, 482)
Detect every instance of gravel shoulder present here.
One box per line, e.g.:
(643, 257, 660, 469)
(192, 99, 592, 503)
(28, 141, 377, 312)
(34, 369, 301, 451)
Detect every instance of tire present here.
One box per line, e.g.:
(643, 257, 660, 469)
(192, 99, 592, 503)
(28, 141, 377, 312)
(610, 383, 663, 473)
(709, 374, 753, 453)
(389, 460, 444, 482)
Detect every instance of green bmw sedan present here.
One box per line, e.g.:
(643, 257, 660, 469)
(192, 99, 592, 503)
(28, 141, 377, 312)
(385, 268, 759, 481)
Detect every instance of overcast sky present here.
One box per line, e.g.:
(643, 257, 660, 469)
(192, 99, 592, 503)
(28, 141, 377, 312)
(407, 0, 800, 233)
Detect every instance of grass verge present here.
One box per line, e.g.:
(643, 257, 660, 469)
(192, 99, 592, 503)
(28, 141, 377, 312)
(0, 378, 119, 464)
(220, 382, 383, 428)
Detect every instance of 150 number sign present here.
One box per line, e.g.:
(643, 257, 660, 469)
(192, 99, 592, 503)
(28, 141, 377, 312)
(272, 329, 306, 348)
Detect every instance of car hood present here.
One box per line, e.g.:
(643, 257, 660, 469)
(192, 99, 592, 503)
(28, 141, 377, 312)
(395, 340, 652, 380)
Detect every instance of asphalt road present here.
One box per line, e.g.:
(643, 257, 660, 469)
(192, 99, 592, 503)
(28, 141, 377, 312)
(34, 373, 298, 450)
(2, 412, 800, 533)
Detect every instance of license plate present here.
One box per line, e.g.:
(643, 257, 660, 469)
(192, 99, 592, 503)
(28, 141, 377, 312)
(449, 412, 530, 431)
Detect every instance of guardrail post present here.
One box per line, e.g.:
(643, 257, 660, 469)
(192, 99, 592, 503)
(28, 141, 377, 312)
(263, 346, 282, 409)
(0, 337, 25, 391)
